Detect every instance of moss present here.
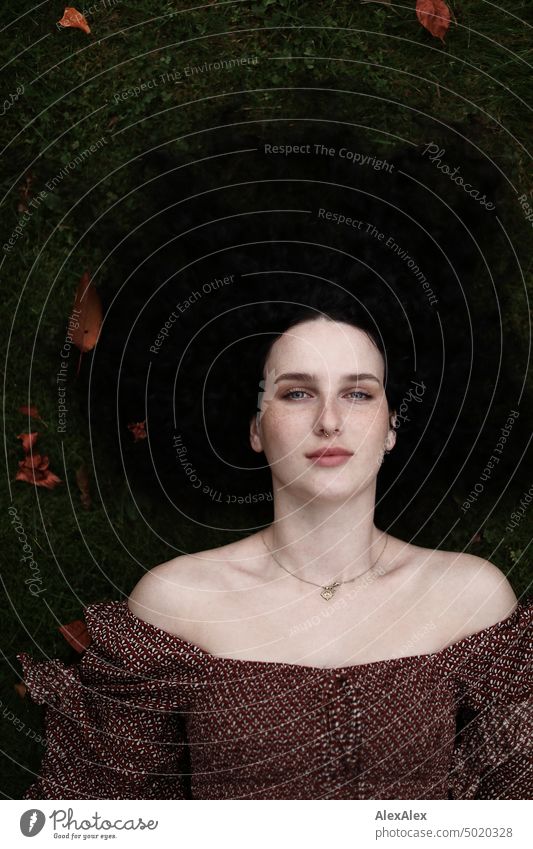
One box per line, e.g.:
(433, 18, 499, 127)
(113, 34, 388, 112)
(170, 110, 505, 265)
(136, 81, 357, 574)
(1, 0, 531, 798)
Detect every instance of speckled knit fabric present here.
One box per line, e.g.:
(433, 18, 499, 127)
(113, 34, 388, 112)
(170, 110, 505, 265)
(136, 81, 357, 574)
(17, 598, 533, 800)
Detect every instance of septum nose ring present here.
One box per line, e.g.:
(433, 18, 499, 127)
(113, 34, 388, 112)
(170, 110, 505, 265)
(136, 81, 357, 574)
(321, 427, 339, 438)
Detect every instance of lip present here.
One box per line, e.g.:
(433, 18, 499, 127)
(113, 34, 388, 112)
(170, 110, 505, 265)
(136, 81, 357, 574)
(305, 447, 354, 467)
(305, 448, 353, 458)
(310, 454, 352, 467)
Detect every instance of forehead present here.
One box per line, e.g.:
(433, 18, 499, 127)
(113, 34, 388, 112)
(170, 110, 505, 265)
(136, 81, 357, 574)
(265, 319, 384, 378)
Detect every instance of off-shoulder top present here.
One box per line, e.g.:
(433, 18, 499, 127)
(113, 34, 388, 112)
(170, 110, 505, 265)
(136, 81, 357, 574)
(17, 598, 533, 800)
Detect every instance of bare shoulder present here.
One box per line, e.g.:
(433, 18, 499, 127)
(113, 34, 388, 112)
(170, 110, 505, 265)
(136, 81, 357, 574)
(423, 548, 518, 635)
(127, 555, 192, 624)
(127, 542, 243, 632)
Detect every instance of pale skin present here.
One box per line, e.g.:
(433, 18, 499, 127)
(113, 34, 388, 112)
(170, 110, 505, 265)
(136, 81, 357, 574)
(128, 318, 518, 668)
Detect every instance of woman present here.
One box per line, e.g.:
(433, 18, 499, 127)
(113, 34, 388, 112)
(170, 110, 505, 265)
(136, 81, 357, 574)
(18, 304, 532, 800)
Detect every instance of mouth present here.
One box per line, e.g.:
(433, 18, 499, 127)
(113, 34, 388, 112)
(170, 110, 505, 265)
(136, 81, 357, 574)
(305, 448, 354, 467)
(305, 448, 353, 458)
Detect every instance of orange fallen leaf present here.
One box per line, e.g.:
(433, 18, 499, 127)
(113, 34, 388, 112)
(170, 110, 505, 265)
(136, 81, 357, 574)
(128, 420, 147, 442)
(416, 0, 451, 43)
(70, 271, 103, 377)
(14, 682, 27, 699)
(18, 405, 43, 421)
(71, 272, 103, 353)
(15, 430, 61, 488)
(75, 464, 92, 510)
(17, 432, 39, 453)
(58, 619, 91, 652)
(58, 7, 91, 34)
(15, 453, 62, 489)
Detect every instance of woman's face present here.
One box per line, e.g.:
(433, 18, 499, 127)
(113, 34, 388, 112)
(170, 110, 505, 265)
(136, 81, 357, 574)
(249, 318, 396, 500)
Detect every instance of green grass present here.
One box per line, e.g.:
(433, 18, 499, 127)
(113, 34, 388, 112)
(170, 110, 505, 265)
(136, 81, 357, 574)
(1, 0, 532, 799)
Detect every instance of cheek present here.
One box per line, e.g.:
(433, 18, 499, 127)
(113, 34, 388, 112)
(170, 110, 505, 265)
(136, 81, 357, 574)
(262, 404, 308, 434)
(344, 422, 390, 463)
(353, 405, 389, 433)
(356, 414, 388, 438)
(260, 412, 309, 458)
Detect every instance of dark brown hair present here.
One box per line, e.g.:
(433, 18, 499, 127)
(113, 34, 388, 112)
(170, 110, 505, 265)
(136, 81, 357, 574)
(247, 290, 408, 425)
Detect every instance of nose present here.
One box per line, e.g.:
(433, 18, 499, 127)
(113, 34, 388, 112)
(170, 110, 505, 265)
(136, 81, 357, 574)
(315, 398, 344, 436)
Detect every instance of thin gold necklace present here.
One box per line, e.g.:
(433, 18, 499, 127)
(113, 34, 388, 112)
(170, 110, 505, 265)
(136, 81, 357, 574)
(261, 532, 389, 601)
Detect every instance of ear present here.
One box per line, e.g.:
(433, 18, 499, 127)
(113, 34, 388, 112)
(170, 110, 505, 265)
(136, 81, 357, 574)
(386, 410, 397, 451)
(249, 412, 264, 454)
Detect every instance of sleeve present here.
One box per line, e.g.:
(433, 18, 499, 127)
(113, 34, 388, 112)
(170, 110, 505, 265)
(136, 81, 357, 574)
(448, 599, 533, 800)
(16, 608, 191, 800)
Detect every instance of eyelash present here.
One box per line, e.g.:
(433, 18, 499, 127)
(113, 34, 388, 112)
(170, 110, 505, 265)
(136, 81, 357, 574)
(282, 389, 372, 401)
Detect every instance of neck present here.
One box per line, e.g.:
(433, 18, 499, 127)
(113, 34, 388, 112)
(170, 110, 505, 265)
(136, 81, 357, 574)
(263, 481, 390, 588)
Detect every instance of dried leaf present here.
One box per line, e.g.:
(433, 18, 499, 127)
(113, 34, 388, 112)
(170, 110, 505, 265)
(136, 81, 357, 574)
(128, 420, 147, 442)
(15, 428, 61, 488)
(58, 7, 91, 34)
(18, 405, 43, 421)
(15, 453, 62, 489)
(17, 432, 39, 453)
(70, 271, 103, 353)
(58, 619, 91, 652)
(75, 464, 92, 510)
(14, 682, 27, 699)
(416, 0, 451, 42)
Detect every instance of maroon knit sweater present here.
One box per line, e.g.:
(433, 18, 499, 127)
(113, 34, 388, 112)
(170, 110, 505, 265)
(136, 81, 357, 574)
(17, 598, 533, 800)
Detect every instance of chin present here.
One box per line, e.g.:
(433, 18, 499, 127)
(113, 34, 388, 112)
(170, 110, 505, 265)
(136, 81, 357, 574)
(302, 478, 366, 502)
(314, 468, 377, 497)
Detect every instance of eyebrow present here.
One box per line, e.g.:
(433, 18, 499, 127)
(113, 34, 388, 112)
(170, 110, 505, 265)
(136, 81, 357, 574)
(274, 372, 382, 385)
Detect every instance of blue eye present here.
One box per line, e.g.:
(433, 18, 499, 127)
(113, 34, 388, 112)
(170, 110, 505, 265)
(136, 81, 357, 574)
(283, 390, 309, 400)
(348, 391, 371, 400)
(282, 389, 372, 401)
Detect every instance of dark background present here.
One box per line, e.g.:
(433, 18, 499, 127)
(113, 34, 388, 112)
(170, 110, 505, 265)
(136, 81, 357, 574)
(1, 1, 531, 799)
